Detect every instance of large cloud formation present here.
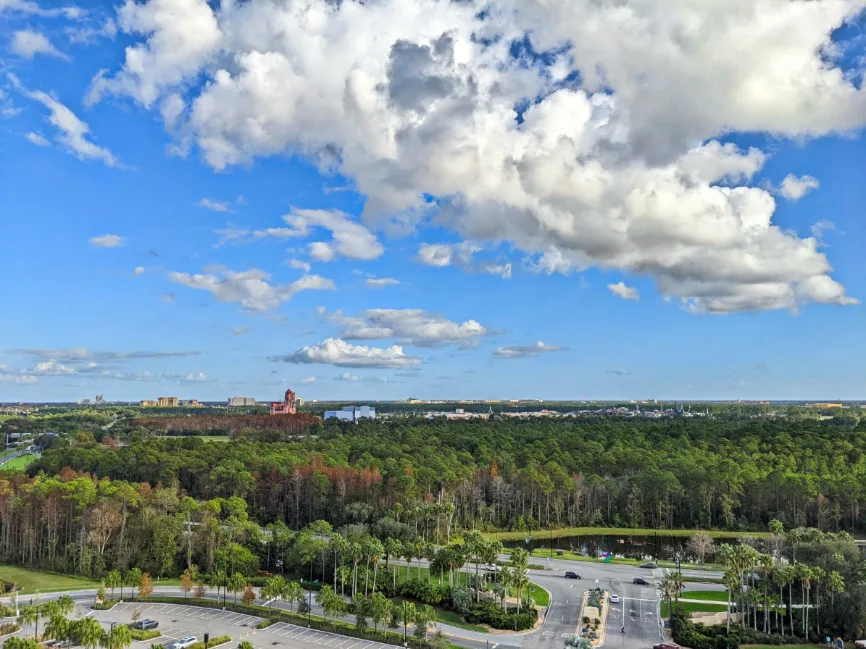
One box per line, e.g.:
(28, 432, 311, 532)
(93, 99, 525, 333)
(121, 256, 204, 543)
(90, 0, 865, 313)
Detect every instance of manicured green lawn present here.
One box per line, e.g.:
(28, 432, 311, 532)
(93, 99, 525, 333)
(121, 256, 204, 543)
(682, 590, 729, 602)
(661, 601, 727, 616)
(530, 548, 586, 561)
(164, 435, 231, 442)
(484, 527, 767, 541)
(433, 609, 488, 633)
(0, 565, 100, 594)
(1, 454, 38, 471)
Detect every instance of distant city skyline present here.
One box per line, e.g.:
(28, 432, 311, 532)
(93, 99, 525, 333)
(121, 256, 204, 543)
(1, 0, 864, 401)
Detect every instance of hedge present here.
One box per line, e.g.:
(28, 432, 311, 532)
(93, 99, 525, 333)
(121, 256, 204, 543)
(92, 599, 120, 610)
(464, 602, 537, 631)
(126, 597, 437, 649)
(189, 635, 231, 649)
(129, 630, 161, 641)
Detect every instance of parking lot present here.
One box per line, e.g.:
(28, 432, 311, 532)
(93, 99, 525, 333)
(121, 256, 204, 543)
(92, 603, 403, 649)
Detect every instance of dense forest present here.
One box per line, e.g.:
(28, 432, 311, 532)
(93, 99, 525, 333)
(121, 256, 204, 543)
(22, 416, 866, 535)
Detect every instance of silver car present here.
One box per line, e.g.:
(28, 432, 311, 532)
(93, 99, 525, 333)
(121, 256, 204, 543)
(171, 636, 198, 649)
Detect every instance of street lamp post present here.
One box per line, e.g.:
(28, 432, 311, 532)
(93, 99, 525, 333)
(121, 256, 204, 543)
(402, 601, 407, 648)
(307, 590, 312, 628)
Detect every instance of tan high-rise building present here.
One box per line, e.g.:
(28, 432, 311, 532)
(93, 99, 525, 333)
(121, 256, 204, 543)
(157, 396, 179, 407)
(140, 400, 157, 407)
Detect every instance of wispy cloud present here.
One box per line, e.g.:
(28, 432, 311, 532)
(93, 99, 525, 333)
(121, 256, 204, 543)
(196, 198, 233, 213)
(10, 74, 119, 167)
(89, 233, 125, 248)
(493, 341, 566, 359)
(10, 30, 71, 61)
(607, 282, 639, 301)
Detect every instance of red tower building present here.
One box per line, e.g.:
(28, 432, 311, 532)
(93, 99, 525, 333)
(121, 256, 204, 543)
(270, 388, 297, 415)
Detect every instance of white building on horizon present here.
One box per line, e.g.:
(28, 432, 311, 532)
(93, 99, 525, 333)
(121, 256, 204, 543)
(324, 405, 376, 422)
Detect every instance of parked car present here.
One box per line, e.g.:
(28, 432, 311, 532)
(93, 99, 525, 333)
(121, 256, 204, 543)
(633, 577, 650, 585)
(170, 636, 198, 649)
(653, 643, 678, 649)
(610, 594, 620, 604)
(135, 620, 159, 630)
(640, 562, 657, 569)
(564, 571, 581, 579)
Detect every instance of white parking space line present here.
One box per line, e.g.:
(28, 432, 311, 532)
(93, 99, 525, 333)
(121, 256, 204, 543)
(268, 623, 288, 632)
(322, 636, 343, 646)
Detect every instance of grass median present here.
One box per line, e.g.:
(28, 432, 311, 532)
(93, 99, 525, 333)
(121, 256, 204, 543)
(0, 565, 100, 594)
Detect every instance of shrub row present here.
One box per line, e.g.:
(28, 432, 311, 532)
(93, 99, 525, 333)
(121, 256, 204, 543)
(396, 579, 450, 606)
(92, 599, 120, 610)
(189, 634, 232, 649)
(464, 602, 537, 631)
(0, 623, 21, 637)
(129, 629, 161, 641)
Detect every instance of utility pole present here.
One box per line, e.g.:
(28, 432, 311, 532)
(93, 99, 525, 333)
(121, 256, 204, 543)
(403, 600, 407, 648)
(307, 590, 312, 628)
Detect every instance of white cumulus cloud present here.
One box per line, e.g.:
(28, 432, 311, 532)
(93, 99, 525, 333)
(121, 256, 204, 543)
(779, 174, 820, 201)
(322, 307, 487, 347)
(272, 338, 420, 369)
(169, 266, 334, 311)
(87, 0, 863, 312)
(90, 233, 125, 248)
(607, 282, 640, 301)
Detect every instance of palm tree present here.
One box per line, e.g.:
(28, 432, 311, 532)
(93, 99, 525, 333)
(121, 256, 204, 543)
(17, 605, 38, 640)
(71, 617, 105, 649)
(796, 564, 813, 640)
(329, 533, 347, 593)
(811, 566, 826, 637)
(316, 585, 343, 629)
(349, 541, 363, 597)
(722, 570, 739, 633)
(105, 623, 132, 649)
(384, 538, 402, 591)
(105, 570, 122, 599)
(228, 572, 246, 604)
(463, 530, 484, 601)
(827, 570, 845, 609)
(44, 614, 68, 644)
(758, 554, 774, 633)
(413, 537, 425, 580)
(56, 596, 74, 617)
(772, 566, 793, 637)
(283, 580, 303, 614)
(369, 538, 384, 594)
(659, 577, 677, 613)
(499, 567, 514, 612)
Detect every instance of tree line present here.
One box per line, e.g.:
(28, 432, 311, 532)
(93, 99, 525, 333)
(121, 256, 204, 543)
(22, 416, 866, 534)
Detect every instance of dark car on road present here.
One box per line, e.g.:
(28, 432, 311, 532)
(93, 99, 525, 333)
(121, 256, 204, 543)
(633, 577, 650, 585)
(134, 620, 159, 630)
(564, 571, 581, 579)
(640, 562, 657, 569)
(653, 644, 678, 649)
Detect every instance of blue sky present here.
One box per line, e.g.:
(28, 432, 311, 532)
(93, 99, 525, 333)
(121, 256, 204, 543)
(0, 0, 864, 402)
